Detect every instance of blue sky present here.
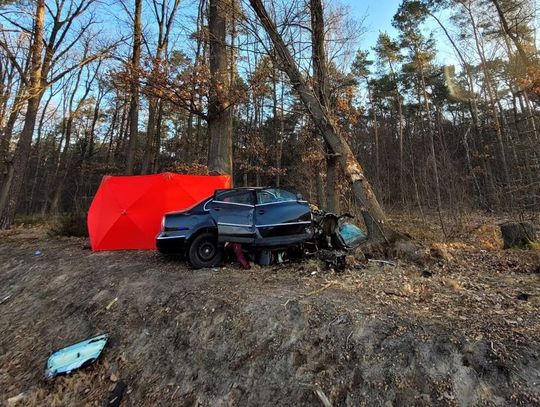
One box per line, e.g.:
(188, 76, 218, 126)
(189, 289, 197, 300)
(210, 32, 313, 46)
(345, 0, 461, 66)
(343, 0, 400, 51)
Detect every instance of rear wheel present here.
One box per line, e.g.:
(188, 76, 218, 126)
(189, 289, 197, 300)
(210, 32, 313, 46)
(188, 232, 223, 268)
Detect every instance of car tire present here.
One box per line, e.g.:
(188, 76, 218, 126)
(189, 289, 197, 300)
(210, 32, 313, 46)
(188, 232, 223, 268)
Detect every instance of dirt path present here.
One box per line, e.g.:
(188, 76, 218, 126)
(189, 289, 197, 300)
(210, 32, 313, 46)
(1, 227, 539, 406)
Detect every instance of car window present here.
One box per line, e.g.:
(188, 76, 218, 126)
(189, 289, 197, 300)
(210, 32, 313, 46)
(215, 190, 254, 205)
(257, 188, 297, 204)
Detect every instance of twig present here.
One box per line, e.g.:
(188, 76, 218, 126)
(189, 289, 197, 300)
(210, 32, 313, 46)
(346, 330, 353, 348)
(315, 388, 332, 407)
(368, 259, 397, 267)
(305, 282, 334, 297)
(0, 294, 11, 305)
(383, 291, 408, 298)
(106, 297, 118, 310)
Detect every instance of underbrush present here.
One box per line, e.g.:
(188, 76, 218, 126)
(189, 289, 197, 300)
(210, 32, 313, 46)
(14, 213, 51, 228)
(48, 212, 88, 237)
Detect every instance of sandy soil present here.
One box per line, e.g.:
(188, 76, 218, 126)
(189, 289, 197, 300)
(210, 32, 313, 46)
(1, 224, 539, 406)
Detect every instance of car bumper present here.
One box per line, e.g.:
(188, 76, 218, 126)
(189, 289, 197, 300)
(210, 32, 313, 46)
(156, 232, 187, 254)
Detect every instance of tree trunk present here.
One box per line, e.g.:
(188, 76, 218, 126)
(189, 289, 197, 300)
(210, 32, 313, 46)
(125, 0, 142, 175)
(0, 87, 25, 184)
(0, 0, 45, 228)
(310, 0, 338, 212)
(249, 0, 386, 225)
(489, 0, 533, 68)
(207, 0, 233, 177)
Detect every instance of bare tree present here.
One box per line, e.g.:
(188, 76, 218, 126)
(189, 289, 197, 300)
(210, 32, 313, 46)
(0, 0, 114, 228)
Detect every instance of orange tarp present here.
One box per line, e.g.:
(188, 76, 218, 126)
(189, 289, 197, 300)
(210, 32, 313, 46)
(87, 172, 231, 251)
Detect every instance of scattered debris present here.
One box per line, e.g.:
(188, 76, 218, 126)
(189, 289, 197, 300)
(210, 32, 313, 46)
(7, 392, 27, 406)
(429, 243, 453, 262)
(315, 387, 332, 407)
(368, 259, 397, 267)
(0, 294, 12, 304)
(105, 381, 126, 407)
(517, 292, 530, 301)
(34, 249, 42, 256)
(316, 249, 347, 271)
(44, 334, 108, 379)
(386, 239, 428, 264)
(106, 297, 118, 310)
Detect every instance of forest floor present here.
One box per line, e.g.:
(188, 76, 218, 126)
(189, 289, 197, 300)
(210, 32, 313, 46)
(1, 213, 539, 406)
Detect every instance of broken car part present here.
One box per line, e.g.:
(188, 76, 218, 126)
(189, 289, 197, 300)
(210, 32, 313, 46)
(44, 334, 108, 379)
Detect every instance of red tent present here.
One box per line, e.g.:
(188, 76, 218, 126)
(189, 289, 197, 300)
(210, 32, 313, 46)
(87, 172, 231, 251)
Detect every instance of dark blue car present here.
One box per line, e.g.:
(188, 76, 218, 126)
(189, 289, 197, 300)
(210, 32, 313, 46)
(156, 187, 313, 268)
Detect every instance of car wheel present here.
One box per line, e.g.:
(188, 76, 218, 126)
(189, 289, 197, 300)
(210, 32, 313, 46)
(188, 232, 223, 268)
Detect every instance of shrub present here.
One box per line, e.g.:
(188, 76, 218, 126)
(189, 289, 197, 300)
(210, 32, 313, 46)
(49, 212, 88, 237)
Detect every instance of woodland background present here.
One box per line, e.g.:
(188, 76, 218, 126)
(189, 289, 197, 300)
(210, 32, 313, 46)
(0, 0, 539, 232)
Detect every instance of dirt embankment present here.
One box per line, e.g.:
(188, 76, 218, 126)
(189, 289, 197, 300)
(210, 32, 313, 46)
(1, 226, 539, 406)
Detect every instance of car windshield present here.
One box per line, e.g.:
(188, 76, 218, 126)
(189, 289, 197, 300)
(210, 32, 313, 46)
(257, 188, 297, 204)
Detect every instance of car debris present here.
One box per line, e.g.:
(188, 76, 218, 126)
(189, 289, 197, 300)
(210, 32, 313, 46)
(44, 334, 108, 379)
(310, 209, 366, 251)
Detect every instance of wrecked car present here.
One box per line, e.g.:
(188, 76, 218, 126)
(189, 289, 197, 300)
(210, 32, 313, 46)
(156, 187, 313, 267)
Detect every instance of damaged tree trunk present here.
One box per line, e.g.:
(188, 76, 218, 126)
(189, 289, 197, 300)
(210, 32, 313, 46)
(249, 0, 386, 227)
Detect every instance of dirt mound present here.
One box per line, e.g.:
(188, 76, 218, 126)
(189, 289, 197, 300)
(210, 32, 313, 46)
(1, 229, 539, 405)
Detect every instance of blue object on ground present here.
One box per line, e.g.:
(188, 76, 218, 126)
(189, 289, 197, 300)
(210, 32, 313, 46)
(45, 334, 108, 379)
(35, 250, 42, 256)
(337, 223, 367, 248)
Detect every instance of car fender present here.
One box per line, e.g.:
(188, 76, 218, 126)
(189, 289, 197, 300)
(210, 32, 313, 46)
(186, 217, 219, 245)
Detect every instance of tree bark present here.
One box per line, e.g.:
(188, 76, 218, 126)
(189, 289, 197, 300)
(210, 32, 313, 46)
(125, 0, 142, 175)
(207, 0, 233, 177)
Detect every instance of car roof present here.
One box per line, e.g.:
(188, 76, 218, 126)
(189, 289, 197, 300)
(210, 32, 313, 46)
(216, 187, 268, 192)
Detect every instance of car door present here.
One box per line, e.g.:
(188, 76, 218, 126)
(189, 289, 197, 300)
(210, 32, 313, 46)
(209, 189, 256, 243)
(254, 188, 312, 245)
